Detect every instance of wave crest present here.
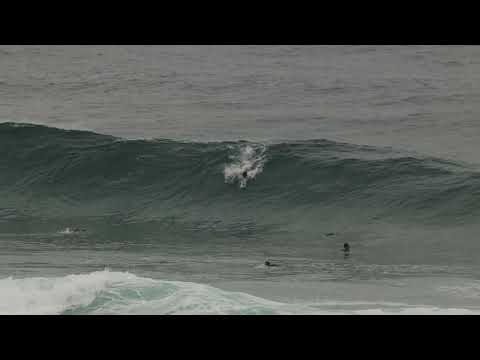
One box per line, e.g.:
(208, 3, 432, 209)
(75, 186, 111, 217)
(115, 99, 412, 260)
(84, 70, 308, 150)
(1, 122, 480, 227)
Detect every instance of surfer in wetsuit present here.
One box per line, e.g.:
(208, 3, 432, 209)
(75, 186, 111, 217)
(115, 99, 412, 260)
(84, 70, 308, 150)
(265, 260, 279, 267)
(342, 242, 350, 257)
(242, 170, 248, 179)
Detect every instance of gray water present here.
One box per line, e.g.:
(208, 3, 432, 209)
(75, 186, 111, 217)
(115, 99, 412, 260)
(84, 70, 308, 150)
(2, 45, 480, 163)
(1, 45, 480, 314)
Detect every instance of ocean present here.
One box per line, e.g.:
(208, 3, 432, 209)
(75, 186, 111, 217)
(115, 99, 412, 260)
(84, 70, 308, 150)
(1, 45, 480, 314)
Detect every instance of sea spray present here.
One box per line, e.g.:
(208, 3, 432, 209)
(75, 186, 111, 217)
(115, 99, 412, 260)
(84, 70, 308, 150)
(223, 143, 267, 188)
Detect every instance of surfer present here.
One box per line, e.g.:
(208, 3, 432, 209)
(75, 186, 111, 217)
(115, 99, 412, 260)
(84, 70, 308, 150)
(242, 170, 248, 178)
(265, 260, 279, 267)
(342, 242, 350, 257)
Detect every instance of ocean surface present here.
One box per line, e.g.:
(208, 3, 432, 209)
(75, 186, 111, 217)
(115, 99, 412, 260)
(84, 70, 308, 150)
(1, 45, 480, 314)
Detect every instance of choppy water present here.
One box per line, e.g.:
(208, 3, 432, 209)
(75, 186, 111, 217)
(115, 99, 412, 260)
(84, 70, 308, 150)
(1, 45, 480, 314)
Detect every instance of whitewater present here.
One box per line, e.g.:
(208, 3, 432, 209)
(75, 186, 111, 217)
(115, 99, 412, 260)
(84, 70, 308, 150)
(2, 270, 479, 315)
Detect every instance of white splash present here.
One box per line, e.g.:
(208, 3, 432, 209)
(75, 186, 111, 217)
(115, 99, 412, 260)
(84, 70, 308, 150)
(224, 143, 267, 188)
(0, 270, 130, 315)
(58, 227, 74, 234)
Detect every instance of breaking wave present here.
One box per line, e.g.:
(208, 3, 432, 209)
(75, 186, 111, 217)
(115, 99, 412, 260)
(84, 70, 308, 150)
(2, 270, 478, 315)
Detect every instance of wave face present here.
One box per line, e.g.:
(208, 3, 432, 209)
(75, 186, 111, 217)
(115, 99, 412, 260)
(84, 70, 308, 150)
(1, 122, 480, 251)
(1, 270, 478, 315)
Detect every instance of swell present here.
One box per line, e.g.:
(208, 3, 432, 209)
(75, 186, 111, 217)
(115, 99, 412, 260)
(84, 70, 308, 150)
(1, 122, 480, 228)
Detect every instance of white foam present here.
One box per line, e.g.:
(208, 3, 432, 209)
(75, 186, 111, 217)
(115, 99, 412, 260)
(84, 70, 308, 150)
(0, 270, 137, 315)
(1, 270, 479, 315)
(224, 144, 267, 188)
(0, 270, 285, 315)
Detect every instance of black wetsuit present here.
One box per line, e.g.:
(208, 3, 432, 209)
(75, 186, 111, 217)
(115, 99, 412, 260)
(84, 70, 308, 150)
(265, 261, 278, 267)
